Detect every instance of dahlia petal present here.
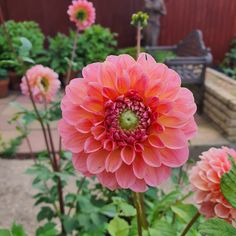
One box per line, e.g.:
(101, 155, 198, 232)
(105, 149, 122, 172)
(81, 99, 104, 114)
(148, 134, 165, 148)
(104, 139, 116, 151)
(215, 204, 230, 219)
(199, 202, 216, 218)
(181, 117, 197, 139)
(97, 171, 119, 191)
(72, 152, 88, 172)
(91, 125, 106, 140)
(144, 165, 171, 187)
(116, 76, 130, 94)
(84, 137, 102, 153)
(99, 62, 116, 88)
(87, 150, 107, 174)
(87, 82, 103, 101)
(160, 146, 189, 167)
(137, 53, 156, 72)
(75, 119, 92, 133)
(130, 179, 148, 192)
(142, 146, 162, 167)
(158, 128, 187, 149)
(206, 169, 220, 184)
(102, 87, 119, 100)
(121, 146, 135, 165)
(66, 78, 86, 104)
(132, 155, 146, 179)
(82, 62, 101, 83)
(115, 164, 136, 189)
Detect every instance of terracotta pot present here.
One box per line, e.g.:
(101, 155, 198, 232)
(0, 79, 9, 98)
(8, 71, 22, 91)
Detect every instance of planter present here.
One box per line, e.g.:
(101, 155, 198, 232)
(204, 68, 236, 141)
(8, 71, 22, 91)
(0, 79, 10, 98)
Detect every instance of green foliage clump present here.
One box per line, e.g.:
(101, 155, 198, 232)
(76, 24, 117, 67)
(221, 38, 236, 79)
(0, 20, 45, 74)
(0, 68, 8, 80)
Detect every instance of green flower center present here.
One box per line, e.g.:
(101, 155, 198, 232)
(119, 110, 139, 130)
(40, 77, 49, 91)
(76, 10, 87, 21)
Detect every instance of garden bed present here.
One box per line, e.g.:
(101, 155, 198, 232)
(204, 68, 236, 141)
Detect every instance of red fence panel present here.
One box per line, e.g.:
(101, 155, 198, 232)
(1, 0, 236, 63)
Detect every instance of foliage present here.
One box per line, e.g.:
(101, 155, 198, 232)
(0, 222, 27, 236)
(0, 68, 8, 80)
(221, 38, 236, 79)
(151, 50, 176, 63)
(118, 47, 145, 59)
(0, 20, 44, 74)
(220, 155, 236, 209)
(75, 24, 117, 67)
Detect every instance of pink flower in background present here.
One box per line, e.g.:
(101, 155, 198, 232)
(59, 53, 197, 192)
(21, 65, 60, 103)
(67, 0, 95, 30)
(190, 147, 236, 223)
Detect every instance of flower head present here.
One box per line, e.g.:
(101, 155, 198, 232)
(21, 65, 60, 103)
(131, 11, 149, 28)
(67, 0, 96, 30)
(59, 53, 197, 192)
(190, 147, 236, 223)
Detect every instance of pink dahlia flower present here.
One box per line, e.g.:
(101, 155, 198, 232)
(190, 147, 236, 223)
(67, 0, 95, 30)
(21, 65, 60, 103)
(59, 53, 197, 192)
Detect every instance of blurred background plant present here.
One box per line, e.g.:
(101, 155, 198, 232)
(221, 38, 236, 80)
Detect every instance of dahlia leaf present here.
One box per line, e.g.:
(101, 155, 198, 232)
(149, 219, 177, 236)
(171, 203, 198, 223)
(199, 218, 236, 236)
(220, 155, 236, 209)
(107, 217, 129, 236)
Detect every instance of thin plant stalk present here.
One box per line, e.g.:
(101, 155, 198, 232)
(43, 99, 66, 235)
(136, 22, 141, 58)
(132, 192, 148, 236)
(180, 211, 201, 236)
(65, 30, 79, 85)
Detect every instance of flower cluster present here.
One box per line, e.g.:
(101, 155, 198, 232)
(20, 65, 60, 103)
(190, 147, 236, 223)
(67, 0, 96, 30)
(131, 11, 149, 28)
(59, 53, 197, 192)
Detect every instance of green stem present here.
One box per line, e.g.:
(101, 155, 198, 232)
(180, 211, 201, 236)
(132, 192, 148, 236)
(65, 30, 79, 85)
(136, 23, 141, 58)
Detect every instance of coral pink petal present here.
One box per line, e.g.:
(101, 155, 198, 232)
(132, 155, 147, 179)
(97, 171, 119, 191)
(81, 99, 104, 114)
(72, 152, 88, 173)
(160, 146, 189, 168)
(105, 149, 122, 172)
(142, 146, 161, 167)
(115, 164, 136, 189)
(75, 119, 92, 133)
(116, 76, 130, 94)
(159, 128, 187, 149)
(84, 137, 102, 153)
(215, 204, 230, 219)
(82, 62, 101, 82)
(87, 149, 108, 174)
(102, 87, 119, 100)
(130, 179, 148, 192)
(121, 146, 135, 165)
(91, 125, 106, 140)
(148, 134, 164, 148)
(144, 165, 171, 187)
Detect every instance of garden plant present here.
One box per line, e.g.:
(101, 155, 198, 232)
(0, 1, 236, 236)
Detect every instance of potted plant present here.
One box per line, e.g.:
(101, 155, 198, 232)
(0, 20, 45, 90)
(0, 68, 9, 98)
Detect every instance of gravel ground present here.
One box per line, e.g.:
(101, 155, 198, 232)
(0, 159, 38, 235)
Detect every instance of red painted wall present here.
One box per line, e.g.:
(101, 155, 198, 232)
(1, 0, 236, 63)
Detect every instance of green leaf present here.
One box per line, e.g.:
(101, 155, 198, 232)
(0, 229, 11, 236)
(18, 37, 32, 57)
(62, 215, 77, 234)
(107, 217, 129, 236)
(11, 222, 27, 236)
(37, 206, 54, 222)
(150, 219, 177, 236)
(198, 218, 236, 236)
(118, 202, 136, 217)
(171, 203, 198, 223)
(220, 155, 236, 209)
(36, 223, 58, 236)
(100, 204, 117, 217)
